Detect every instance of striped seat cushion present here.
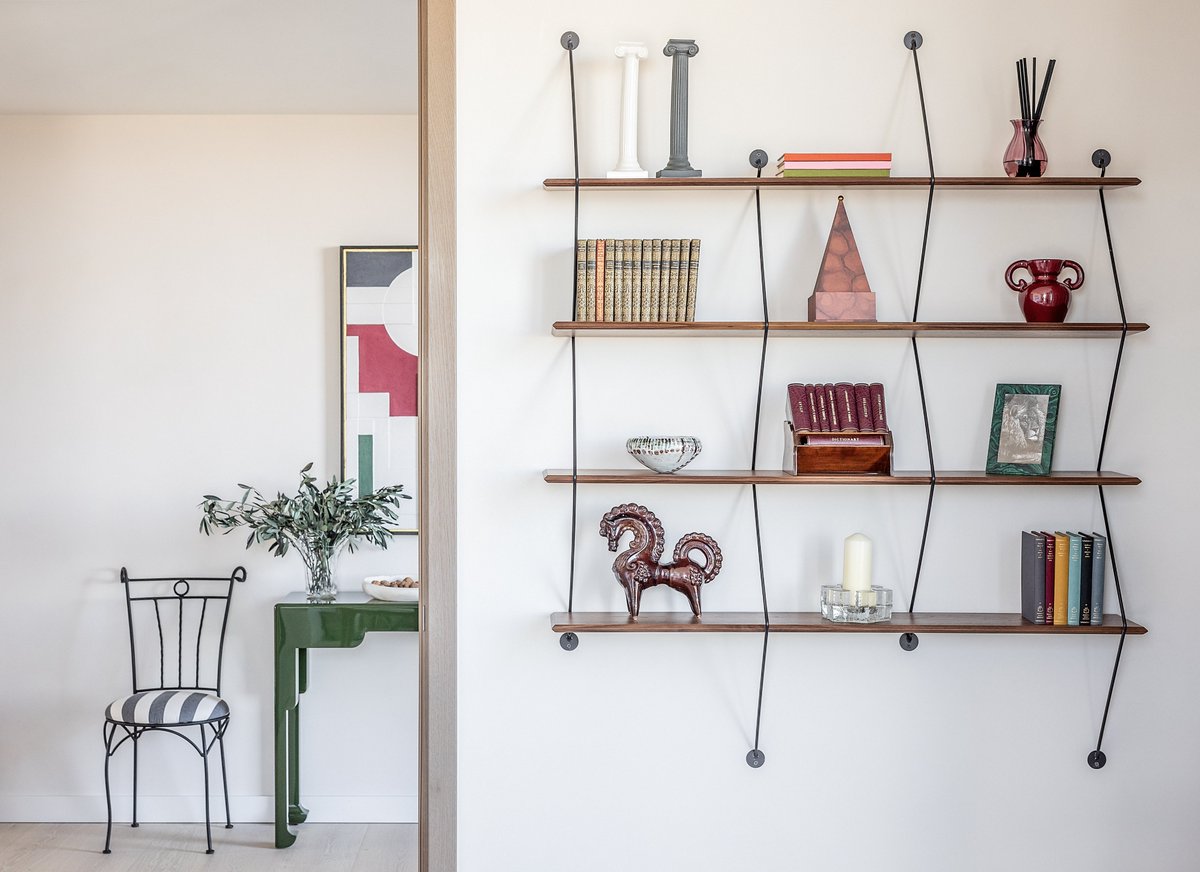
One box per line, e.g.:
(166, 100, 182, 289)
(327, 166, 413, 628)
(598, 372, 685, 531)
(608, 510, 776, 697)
(106, 690, 229, 725)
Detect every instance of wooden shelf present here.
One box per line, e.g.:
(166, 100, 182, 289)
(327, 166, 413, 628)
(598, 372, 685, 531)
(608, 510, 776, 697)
(544, 176, 1141, 191)
(543, 469, 1140, 486)
(552, 320, 1148, 338)
(552, 611, 1147, 635)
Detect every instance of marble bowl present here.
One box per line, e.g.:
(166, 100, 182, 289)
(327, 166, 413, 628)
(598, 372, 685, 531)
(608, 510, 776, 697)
(363, 577, 420, 602)
(626, 436, 703, 474)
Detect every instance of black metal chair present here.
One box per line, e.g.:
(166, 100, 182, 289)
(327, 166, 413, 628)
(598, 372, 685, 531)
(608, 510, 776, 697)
(103, 566, 246, 855)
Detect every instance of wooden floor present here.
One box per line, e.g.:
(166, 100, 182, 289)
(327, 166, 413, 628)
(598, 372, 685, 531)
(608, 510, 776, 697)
(0, 823, 417, 871)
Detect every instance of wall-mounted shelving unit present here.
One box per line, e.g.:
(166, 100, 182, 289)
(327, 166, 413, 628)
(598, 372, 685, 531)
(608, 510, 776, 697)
(547, 29, 1145, 773)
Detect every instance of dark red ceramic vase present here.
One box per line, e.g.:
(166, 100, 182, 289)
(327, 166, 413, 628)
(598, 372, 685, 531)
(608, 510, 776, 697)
(1005, 258, 1084, 322)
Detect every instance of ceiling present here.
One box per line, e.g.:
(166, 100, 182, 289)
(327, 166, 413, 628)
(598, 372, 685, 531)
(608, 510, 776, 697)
(0, 0, 417, 113)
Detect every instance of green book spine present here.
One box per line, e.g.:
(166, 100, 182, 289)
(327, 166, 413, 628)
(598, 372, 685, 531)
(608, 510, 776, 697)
(776, 168, 892, 177)
(1066, 533, 1082, 626)
(685, 239, 700, 321)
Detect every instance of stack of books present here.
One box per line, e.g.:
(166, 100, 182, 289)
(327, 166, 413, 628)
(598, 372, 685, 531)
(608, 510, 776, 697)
(573, 239, 700, 322)
(776, 152, 893, 179)
(785, 382, 887, 444)
(1020, 531, 1107, 626)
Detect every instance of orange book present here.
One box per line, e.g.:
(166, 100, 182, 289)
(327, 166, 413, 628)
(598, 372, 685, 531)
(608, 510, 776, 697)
(1052, 532, 1069, 625)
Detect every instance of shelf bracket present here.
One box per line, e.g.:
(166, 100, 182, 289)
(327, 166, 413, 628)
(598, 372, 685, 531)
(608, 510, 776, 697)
(747, 147, 772, 768)
(899, 633, 919, 652)
(561, 31, 582, 625)
(905, 29, 938, 616)
(1089, 148, 1130, 769)
(559, 632, 579, 652)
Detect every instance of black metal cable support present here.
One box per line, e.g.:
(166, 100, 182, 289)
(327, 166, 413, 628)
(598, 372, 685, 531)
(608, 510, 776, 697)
(746, 150, 770, 768)
(563, 31, 581, 617)
(1088, 148, 1128, 768)
(905, 31, 937, 615)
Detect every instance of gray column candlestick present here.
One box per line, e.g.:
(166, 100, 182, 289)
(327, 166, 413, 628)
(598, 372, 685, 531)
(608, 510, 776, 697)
(609, 42, 649, 178)
(657, 38, 701, 178)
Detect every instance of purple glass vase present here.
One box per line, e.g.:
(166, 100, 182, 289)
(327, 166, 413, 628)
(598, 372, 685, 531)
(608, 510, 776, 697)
(1003, 119, 1047, 178)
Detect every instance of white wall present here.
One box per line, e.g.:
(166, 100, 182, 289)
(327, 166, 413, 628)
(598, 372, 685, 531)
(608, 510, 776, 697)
(457, 2, 1199, 870)
(0, 115, 420, 823)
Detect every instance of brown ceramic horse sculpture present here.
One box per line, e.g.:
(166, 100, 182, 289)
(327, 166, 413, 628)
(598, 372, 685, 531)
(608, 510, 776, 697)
(600, 503, 723, 618)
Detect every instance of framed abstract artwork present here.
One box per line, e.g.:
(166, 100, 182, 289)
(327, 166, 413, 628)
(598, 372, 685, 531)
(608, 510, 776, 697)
(985, 383, 1061, 476)
(340, 245, 419, 533)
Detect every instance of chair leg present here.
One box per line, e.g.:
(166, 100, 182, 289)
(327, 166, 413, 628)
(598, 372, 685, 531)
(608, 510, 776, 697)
(201, 725, 214, 854)
(217, 724, 233, 828)
(102, 723, 115, 854)
(130, 732, 139, 828)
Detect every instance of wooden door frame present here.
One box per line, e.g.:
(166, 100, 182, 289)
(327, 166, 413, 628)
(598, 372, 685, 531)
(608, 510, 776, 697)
(418, 0, 456, 869)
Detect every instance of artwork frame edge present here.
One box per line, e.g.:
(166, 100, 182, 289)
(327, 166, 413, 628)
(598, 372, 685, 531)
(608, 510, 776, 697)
(985, 382, 1061, 476)
(340, 244, 420, 535)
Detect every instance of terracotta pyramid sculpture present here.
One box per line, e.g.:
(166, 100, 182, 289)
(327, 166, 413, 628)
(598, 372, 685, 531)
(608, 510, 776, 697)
(808, 196, 877, 322)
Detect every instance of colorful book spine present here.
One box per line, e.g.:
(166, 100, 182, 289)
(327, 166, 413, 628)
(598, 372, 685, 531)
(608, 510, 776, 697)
(585, 239, 597, 322)
(869, 383, 887, 431)
(1043, 532, 1056, 623)
(1090, 533, 1106, 625)
(612, 239, 623, 321)
(778, 160, 892, 170)
(1066, 532, 1082, 626)
(1078, 533, 1094, 626)
(787, 384, 813, 430)
(603, 239, 616, 321)
(652, 238, 662, 321)
(1052, 533, 1069, 625)
(630, 239, 642, 322)
(823, 384, 839, 431)
(779, 152, 893, 162)
(622, 239, 634, 321)
(595, 238, 607, 322)
(814, 388, 830, 431)
(1021, 531, 1047, 624)
(854, 383, 874, 431)
(639, 240, 652, 322)
(574, 239, 586, 321)
(834, 383, 857, 431)
(685, 239, 700, 321)
(666, 239, 682, 321)
(777, 168, 891, 178)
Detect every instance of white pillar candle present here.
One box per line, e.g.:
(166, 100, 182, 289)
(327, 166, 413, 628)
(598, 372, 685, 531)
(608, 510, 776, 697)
(842, 533, 873, 592)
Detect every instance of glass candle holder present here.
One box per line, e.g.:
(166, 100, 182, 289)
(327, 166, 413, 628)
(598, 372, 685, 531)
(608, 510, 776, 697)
(820, 585, 894, 623)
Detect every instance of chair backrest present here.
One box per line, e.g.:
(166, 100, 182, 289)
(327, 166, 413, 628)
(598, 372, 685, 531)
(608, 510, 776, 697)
(119, 567, 246, 696)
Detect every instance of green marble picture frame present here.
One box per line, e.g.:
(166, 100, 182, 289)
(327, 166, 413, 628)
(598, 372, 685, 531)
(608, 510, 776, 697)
(986, 383, 1061, 475)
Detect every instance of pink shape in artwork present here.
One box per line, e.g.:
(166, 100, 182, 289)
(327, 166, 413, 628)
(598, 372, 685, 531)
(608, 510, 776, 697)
(346, 324, 417, 417)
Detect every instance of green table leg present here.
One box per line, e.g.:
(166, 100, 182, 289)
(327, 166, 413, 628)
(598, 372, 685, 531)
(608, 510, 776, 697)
(273, 617, 297, 848)
(288, 649, 309, 826)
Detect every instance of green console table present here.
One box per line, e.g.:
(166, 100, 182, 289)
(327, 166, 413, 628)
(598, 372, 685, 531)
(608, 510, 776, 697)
(273, 591, 420, 848)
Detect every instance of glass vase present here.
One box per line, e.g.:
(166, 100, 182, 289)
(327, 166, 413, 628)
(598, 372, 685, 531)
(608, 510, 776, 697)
(301, 545, 340, 602)
(1003, 119, 1047, 178)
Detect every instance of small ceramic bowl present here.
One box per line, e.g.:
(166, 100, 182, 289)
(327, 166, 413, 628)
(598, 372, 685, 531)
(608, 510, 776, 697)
(363, 576, 420, 602)
(626, 436, 703, 474)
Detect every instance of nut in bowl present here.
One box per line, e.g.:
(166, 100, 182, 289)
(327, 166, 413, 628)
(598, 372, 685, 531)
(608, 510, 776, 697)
(363, 576, 420, 602)
(626, 436, 702, 474)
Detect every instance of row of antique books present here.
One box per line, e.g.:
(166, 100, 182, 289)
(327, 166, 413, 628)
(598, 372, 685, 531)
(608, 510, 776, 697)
(1020, 531, 1107, 626)
(776, 152, 893, 178)
(786, 382, 889, 440)
(574, 238, 700, 322)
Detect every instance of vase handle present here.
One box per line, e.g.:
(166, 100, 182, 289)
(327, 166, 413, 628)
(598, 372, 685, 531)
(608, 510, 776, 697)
(1005, 260, 1031, 292)
(1060, 260, 1085, 290)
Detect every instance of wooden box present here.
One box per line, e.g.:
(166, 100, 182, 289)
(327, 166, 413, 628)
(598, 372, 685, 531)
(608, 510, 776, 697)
(783, 420, 893, 476)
